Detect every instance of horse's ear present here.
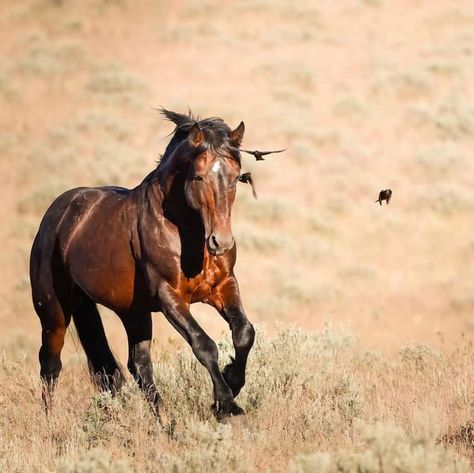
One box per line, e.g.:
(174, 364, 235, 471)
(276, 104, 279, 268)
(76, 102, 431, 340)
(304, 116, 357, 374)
(188, 123, 204, 147)
(229, 121, 245, 146)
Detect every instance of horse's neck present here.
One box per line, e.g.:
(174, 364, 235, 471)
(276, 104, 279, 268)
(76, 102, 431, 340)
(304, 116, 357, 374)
(161, 170, 200, 228)
(162, 171, 206, 277)
(132, 170, 164, 217)
(134, 168, 206, 277)
(134, 168, 200, 231)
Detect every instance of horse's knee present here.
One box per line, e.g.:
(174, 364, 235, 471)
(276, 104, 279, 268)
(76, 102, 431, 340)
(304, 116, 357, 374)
(233, 319, 255, 351)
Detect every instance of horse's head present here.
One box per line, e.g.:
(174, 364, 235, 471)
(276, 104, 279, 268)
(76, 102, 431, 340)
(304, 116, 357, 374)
(183, 121, 244, 256)
(159, 110, 246, 256)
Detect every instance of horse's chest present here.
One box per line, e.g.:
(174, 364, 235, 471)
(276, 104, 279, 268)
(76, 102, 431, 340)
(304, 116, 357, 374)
(181, 260, 225, 303)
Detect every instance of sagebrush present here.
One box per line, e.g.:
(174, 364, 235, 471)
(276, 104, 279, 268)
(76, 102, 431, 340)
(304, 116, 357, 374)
(0, 326, 472, 472)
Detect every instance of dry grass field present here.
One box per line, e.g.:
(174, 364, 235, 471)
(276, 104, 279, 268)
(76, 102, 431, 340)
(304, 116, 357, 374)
(0, 0, 473, 471)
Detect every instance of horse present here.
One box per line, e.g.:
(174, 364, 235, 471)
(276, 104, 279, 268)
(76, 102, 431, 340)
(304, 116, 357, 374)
(30, 109, 262, 423)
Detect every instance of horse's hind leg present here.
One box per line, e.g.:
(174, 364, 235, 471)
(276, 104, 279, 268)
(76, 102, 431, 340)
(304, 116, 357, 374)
(120, 312, 162, 418)
(36, 296, 71, 412)
(72, 297, 124, 393)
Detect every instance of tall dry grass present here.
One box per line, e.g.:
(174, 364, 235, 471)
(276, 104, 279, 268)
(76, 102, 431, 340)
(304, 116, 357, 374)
(0, 326, 472, 472)
(1, 0, 473, 353)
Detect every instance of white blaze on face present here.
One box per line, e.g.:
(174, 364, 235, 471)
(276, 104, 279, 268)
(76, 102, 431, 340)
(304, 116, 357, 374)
(211, 160, 221, 173)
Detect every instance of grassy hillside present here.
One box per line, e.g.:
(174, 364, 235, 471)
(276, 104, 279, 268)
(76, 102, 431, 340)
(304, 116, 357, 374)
(0, 0, 473, 471)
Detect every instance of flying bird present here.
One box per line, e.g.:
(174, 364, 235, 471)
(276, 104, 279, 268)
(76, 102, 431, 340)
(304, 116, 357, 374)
(375, 189, 392, 205)
(238, 172, 258, 199)
(239, 148, 287, 161)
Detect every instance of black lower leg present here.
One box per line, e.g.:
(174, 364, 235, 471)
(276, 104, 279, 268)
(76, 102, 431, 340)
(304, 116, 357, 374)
(39, 344, 62, 413)
(191, 331, 244, 420)
(123, 313, 162, 416)
(37, 296, 70, 413)
(128, 340, 162, 413)
(73, 298, 123, 393)
(222, 307, 255, 397)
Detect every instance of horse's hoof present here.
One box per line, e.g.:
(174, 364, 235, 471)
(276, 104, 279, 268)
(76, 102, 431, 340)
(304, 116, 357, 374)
(216, 401, 245, 424)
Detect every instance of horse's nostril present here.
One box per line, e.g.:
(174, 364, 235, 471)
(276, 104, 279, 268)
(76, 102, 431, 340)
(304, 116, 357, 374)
(211, 235, 219, 248)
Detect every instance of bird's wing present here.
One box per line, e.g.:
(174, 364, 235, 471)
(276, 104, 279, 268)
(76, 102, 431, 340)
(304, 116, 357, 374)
(259, 148, 287, 156)
(239, 149, 256, 154)
(240, 148, 287, 157)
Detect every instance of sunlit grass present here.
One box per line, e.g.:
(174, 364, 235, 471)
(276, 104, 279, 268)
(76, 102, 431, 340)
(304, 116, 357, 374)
(0, 327, 472, 472)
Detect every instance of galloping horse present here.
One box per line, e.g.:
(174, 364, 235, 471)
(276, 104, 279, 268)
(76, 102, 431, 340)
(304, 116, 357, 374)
(30, 109, 268, 422)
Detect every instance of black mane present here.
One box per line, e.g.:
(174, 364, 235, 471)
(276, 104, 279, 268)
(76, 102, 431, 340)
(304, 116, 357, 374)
(157, 108, 241, 169)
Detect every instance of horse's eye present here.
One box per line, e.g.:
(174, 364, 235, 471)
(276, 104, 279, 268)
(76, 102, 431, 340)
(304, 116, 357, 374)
(192, 175, 204, 182)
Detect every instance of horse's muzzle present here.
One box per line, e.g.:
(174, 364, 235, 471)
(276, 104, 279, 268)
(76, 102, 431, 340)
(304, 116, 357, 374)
(208, 232, 235, 256)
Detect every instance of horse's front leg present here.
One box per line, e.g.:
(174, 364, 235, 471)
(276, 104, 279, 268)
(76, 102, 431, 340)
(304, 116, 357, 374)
(159, 284, 244, 422)
(213, 277, 255, 398)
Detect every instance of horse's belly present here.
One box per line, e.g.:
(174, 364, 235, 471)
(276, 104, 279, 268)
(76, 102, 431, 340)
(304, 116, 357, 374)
(74, 264, 136, 312)
(66, 237, 138, 312)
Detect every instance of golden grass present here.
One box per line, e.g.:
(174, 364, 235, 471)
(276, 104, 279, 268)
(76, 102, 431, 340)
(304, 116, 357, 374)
(0, 326, 472, 472)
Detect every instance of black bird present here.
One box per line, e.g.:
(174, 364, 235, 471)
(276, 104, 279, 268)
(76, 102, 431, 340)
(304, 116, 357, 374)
(375, 189, 392, 205)
(239, 148, 287, 161)
(238, 172, 257, 199)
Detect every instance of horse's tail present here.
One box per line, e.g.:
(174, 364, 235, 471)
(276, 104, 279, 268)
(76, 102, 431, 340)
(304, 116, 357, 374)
(72, 297, 123, 391)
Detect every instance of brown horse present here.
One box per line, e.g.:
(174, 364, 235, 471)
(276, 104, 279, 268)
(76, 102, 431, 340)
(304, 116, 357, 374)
(30, 109, 261, 422)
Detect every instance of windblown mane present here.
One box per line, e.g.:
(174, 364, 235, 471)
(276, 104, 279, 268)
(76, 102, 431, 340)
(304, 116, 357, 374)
(157, 108, 241, 170)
